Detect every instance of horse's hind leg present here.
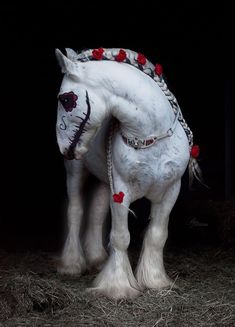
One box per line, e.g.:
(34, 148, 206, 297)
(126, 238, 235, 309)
(57, 160, 88, 275)
(136, 180, 181, 290)
(83, 182, 109, 270)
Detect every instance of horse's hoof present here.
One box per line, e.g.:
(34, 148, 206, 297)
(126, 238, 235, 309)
(57, 259, 86, 276)
(137, 276, 174, 291)
(86, 285, 142, 300)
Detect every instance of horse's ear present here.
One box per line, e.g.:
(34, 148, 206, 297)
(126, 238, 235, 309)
(65, 48, 79, 61)
(55, 48, 79, 76)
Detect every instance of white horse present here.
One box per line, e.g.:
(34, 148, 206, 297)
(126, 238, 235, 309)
(55, 47, 201, 299)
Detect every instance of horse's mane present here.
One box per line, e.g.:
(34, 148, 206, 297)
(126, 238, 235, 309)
(76, 48, 159, 82)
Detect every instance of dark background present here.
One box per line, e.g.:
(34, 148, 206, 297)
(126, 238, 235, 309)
(0, 2, 233, 251)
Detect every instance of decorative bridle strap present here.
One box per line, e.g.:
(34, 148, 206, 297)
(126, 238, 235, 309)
(121, 108, 179, 149)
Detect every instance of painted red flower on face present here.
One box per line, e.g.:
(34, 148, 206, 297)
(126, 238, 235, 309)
(113, 192, 125, 203)
(190, 145, 200, 158)
(92, 48, 104, 60)
(59, 91, 78, 112)
(115, 49, 127, 62)
(155, 63, 163, 76)
(137, 53, 147, 65)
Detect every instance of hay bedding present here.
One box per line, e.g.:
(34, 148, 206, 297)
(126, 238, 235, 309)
(0, 246, 234, 327)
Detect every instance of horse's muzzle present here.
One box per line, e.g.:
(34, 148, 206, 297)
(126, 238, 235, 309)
(63, 149, 84, 160)
(63, 149, 75, 160)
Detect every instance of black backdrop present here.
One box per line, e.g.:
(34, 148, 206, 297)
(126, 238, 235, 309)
(0, 2, 233, 250)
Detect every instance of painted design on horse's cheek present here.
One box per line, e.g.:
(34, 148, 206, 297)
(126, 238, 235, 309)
(59, 115, 67, 130)
(59, 91, 78, 112)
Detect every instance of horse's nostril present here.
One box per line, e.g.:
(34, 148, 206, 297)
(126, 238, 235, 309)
(63, 149, 74, 160)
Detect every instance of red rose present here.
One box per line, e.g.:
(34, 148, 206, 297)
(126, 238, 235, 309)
(137, 53, 146, 65)
(115, 49, 127, 62)
(113, 192, 125, 203)
(155, 63, 163, 76)
(92, 47, 104, 60)
(190, 145, 200, 158)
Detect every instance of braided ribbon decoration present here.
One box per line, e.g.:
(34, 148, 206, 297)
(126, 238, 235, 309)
(106, 119, 115, 197)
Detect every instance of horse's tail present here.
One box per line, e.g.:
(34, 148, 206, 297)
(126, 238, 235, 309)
(188, 156, 208, 188)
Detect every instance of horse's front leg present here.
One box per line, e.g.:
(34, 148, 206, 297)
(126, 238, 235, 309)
(83, 181, 109, 270)
(57, 160, 88, 275)
(136, 181, 181, 290)
(88, 189, 140, 299)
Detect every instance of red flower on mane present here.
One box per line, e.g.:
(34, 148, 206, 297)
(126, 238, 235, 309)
(155, 63, 163, 76)
(92, 48, 104, 60)
(115, 49, 127, 62)
(137, 53, 146, 65)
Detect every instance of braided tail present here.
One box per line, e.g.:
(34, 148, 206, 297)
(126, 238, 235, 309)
(188, 156, 208, 188)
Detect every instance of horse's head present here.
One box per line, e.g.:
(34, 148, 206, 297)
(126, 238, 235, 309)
(55, 49, 107, 160)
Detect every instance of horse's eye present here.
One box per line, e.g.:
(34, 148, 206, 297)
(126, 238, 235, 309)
(60, 97, 68, 103)
(58, 95, 67, 104)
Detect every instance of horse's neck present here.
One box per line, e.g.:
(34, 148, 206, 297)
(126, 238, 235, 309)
(87, 61, 174, 138)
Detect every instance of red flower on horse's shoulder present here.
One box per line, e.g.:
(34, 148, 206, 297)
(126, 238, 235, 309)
(137, 53, 146, 65)
(190, 145, 200, 158)
(155, 63, 163, 76)
(115, 49, 127, 62)
(92, 48, 104, 60)
(113, 192, 125, 203)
